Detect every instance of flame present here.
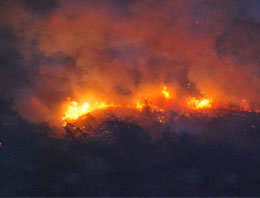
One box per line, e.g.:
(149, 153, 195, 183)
(136, 101, 144, 111)
(162, 86, 170, 99)
(187, 97, 212, 109)
(62, 100, 115, 125)
(61, 92, 260, 126)
(61, 85, 259, 126)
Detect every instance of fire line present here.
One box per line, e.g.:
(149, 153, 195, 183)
(62, 86, 215, 125)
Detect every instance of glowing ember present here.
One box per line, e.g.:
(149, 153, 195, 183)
(187, 98, 212, 109)
(162, 86, 170, 99)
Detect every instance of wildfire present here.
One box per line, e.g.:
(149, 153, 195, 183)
(187, 97, 212, 109)
(61, 87, 216, 125)
(162, 86, 170, 99)
(62, 101, 115, 125)
(136, 101, 144, 111)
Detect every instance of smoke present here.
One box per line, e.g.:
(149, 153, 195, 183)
(0, 0, 260, 124)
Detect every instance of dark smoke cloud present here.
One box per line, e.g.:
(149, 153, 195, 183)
(0, 0, 260, 123)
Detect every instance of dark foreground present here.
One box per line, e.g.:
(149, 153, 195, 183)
(0, 100, 260, 197)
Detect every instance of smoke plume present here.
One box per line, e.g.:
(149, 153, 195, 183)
(0, 0, 260, 124)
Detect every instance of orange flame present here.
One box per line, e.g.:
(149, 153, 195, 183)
(62, 101, 115, 125)
(187, 97, 212, 109)
(61, 86, 217, 125)
(162, 86, 170, 99)
(136, 101, 144, 111)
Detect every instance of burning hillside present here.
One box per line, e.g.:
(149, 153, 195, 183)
(58, 86, 260, 142)
(1, 97, 260, 196)
(1, 1, 260, 196)
(0, 0, 260, 127)
(60, 84, 258, 134)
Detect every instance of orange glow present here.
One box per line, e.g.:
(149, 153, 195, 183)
(187, 98, 212, 109)
(60, 84, 260, 126)
(3, 1, 260, 126)
(62, 100, 115, 125)
(62, 89, 213, 125)
(162, 86, 170, 99)
(136, 101, 144, 111)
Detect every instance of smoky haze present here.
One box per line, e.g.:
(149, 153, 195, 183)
(0, 0, 260, 123)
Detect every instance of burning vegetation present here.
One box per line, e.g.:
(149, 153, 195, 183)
(1, 0, 260, 196)
(1, 98, 260, 196)
(0, 0, 260, 127)
(61, 85, 258, 134)
(187, 98, 212, 110)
